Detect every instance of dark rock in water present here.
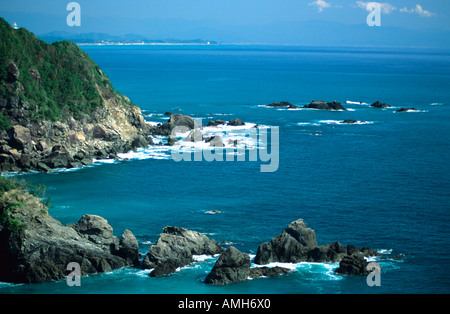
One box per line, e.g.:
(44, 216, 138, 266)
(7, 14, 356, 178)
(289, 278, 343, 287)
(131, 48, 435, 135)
(254, 218, 379, 269)
(205, 246, 251, 285)
(370, 101, 391, 108)
(228, 118, 245, 126)
(207, 120, 226, 127)
(307, 241, 347, 263)
(118, 229, 140, 267)
(335, 254, 369, 276)
(142, 226, 223, 277)
(340, 120, 359, 124)
(0, 190, 139, 283)
(396, 107, 418, 112)
(304, 100, 346, 111)
(166, 135, 178, 146)
(266, 101, 299, 109)
(249, 266, 291, 279)
(254, 219, 318, 264)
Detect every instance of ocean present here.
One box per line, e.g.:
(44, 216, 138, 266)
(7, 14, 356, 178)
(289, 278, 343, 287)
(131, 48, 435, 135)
(1, 44, 449, 294)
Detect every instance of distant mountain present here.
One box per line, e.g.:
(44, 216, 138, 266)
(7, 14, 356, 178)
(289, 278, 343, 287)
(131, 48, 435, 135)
(39, 31, 218, 45)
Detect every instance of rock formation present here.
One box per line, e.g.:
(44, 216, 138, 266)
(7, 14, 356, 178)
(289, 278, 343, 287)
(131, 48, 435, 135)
(254, 218, 378, 267)
(0, 188, 139, 283)
(370, 101, 391, 108)
(303, 100, 347, 110)
(141, 226, 224, 277)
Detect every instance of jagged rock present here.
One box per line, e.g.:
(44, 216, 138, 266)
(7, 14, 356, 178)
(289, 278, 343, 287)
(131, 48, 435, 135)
(335, 254, 369, 276)
(205, 135, 224, 147)
(254, 219, 318, 264)
(228, 118, 245, 126)
(142, 226, 223, 277)
(72, 214, 119, 252)
(340, 120, 358, 124)
(306, 241, 347, 263)
(249, 266, 291, 279)
(205, 246, 251, 285)
(6, 62, 19, 81)
(8, 125, 31, 151)
(370, 101, 391, 108)
(304, 100, 346, 110)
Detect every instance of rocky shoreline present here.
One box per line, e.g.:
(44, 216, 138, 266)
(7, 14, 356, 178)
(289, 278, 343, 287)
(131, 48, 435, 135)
(0, 186, 387, 285)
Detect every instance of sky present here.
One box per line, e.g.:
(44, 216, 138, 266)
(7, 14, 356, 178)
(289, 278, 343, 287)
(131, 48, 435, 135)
(1, 1, 449, 47)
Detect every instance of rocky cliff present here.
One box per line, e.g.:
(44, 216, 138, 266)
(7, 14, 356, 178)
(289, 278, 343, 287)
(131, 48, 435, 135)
(0, 184, 139, 283)
(0, 18, 152, 172)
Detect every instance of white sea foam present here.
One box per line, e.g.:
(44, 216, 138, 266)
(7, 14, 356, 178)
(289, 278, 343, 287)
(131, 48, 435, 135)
(346, 101, 369, 105)
(93, 158, 117, 164)
(318, 120, 374, 125)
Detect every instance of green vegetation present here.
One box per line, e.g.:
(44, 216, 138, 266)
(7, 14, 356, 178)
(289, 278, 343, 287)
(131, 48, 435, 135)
(0, 175, 52, 235)
(0, 17, 130, 130)
(0, 201, 25, 236)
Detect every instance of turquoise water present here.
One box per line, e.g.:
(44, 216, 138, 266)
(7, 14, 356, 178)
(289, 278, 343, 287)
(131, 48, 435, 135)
(1, 45, 450, 294)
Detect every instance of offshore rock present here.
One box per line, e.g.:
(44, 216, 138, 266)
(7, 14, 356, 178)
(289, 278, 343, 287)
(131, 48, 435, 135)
(205, 246, 251, 285)
(303, 100, 347, 110)
(142, 226, 223, 277)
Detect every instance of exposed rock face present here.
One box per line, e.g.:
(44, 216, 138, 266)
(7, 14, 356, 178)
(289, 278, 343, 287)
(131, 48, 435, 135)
(254, 219, 318, 264)
(335, 254, 369, 276)
(254, 218, 378, 267)
(141, 226, 224, 277)
(0, 19, 153, 173)
(205, 246, 251, 285)
(303, 100, 346, 111)
(151, 113, 199, 137)
(370, 101, 391, 108)
(0, 190, 139, 283)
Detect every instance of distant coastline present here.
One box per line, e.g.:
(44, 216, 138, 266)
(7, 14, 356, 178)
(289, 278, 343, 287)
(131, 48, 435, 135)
(76, 41, 219, 46)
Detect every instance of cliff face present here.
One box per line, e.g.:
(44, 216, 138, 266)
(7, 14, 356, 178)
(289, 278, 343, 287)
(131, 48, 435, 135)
(0, 18, 152, 172)
(0, 186, 140, 283)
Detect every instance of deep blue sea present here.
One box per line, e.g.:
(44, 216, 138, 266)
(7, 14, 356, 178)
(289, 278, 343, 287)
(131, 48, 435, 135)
(1, 45, 450, 294)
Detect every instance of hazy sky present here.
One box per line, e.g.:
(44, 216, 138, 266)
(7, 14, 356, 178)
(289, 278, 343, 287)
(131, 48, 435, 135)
(1, 1, 449, 46)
